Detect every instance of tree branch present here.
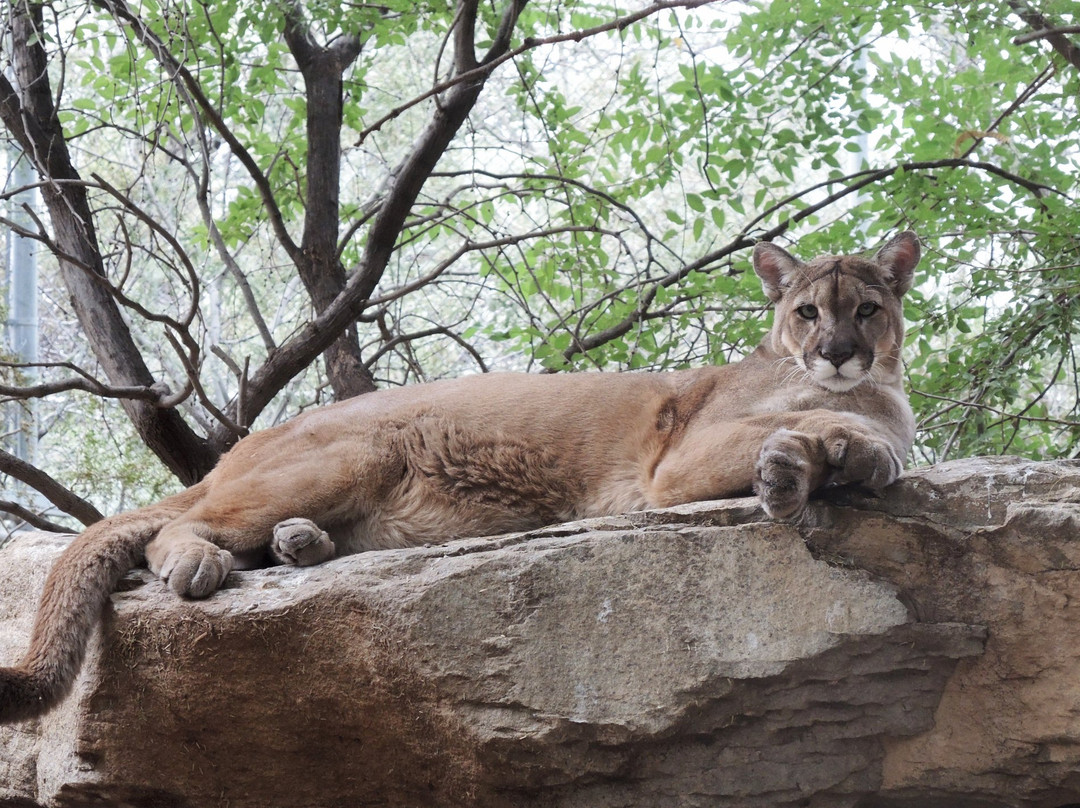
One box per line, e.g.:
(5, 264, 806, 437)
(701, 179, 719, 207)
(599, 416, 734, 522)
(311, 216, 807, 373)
(0, 2, 217, 483)
(92, 0, 302, 262)
(204, 0, 537, 442)
(282, 0, 373, 400)
(0, 448, 104, 527)
(354, 0, 720, 145)
(0, 360, 167, 403)
(432, 168, 681, 272)
(363, 325, 489, 372)
(0, 501, 73, 533)
(559, 157, 1071, 363)
(92, 173, 201, 329)
(1008, 0, 1080, 72)
(1014, 24, 1080, 44)
(364, 225, 615, 308)
(348, 0, 528, 304)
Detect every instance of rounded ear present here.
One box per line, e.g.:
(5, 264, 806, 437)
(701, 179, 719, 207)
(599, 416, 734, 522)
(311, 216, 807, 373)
(753, 241, 804, 302)
(874, 231, 920, 295)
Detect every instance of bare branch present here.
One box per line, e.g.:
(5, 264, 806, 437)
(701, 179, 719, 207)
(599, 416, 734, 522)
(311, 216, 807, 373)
(365, 225, 616, 308)
(178, 159, 278, 353)
(958, 64, 1056, 160)
(354, 0, 721, 145)
(363, 325, 489, 373)
(1008, 0, 1080, 72)
(743, 158, 1062, 243)
(432, 168, 681, 271)
(0, 448, 104, 527)
(92, 173, 201, 329)
(0, 193, 197, 337)
(1014, 24, 1080, 44)
(914, 389, 1079, 430)
(161, 331, 247, 439)
(0, 501, 73, 533)
(0, 360, 165, 403)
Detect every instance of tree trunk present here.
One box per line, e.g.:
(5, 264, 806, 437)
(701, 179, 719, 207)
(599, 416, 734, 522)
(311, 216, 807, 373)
(1, 2, 217, 484)
(206, 0, 530, 449)
(284, 12, 375, 400)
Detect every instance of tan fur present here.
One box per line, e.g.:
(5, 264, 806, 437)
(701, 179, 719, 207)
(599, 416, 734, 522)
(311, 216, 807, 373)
(0, 232, 921, 722)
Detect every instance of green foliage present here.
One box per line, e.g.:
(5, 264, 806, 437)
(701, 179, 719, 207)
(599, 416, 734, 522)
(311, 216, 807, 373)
(452, 0, 1080, 463)
(5, 0, 1080, 522)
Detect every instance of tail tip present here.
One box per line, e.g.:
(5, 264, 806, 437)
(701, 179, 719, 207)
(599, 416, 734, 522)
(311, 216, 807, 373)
(0, 667, 58, 724)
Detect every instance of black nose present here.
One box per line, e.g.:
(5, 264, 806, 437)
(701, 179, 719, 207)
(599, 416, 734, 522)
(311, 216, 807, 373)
(819, 345, 854, 368)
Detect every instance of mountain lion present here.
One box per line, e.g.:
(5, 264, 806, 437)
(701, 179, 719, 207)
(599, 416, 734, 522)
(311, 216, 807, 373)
(0, 231, 920, 722)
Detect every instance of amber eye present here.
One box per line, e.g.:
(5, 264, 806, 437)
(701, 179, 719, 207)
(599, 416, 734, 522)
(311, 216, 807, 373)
(856, 302, 880, 317)
(796, 304, 818, 320)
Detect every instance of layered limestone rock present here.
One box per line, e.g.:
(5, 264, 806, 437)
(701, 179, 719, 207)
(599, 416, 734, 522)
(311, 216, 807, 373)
(1, 456, 1079, 807)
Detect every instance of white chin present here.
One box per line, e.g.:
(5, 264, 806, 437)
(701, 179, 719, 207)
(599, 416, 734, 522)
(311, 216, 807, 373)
(815, 374, 863, 392)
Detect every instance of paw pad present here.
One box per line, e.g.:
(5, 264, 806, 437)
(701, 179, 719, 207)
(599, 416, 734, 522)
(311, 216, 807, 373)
(755, 431, 816, 520)
(271, 518, 335, 567)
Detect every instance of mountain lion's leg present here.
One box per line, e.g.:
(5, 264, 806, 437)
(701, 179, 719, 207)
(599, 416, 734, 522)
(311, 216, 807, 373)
(754, 414, 905, 517)
(144, 430, 408, 597)
(648, 421, 772, 507)
(813, 421, 905, 490)
(146, 514, 336, 598)
(649, 419, 833, 516)
(651, 412, 904, 519)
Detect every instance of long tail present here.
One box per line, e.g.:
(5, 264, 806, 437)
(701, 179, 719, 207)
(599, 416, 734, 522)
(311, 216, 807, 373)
(0, 482, 206, 722)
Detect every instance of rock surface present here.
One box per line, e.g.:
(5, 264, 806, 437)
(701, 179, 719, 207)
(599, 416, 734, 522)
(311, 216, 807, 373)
(1, 456, 1079, 807)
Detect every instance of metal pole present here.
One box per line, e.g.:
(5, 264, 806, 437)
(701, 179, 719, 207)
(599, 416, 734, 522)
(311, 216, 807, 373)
(5, 147, 39, 465)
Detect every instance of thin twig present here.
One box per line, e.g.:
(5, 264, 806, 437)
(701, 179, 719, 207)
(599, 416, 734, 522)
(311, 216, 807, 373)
(354, 0, 721, 145)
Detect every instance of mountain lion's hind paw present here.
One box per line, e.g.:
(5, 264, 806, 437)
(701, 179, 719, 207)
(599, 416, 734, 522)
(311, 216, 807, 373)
(271, 518, 335, 567)
(158, 539, 234, 599)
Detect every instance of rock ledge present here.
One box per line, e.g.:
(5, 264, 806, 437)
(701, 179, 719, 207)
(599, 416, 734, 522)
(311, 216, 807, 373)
(2, 456, 1079, 807)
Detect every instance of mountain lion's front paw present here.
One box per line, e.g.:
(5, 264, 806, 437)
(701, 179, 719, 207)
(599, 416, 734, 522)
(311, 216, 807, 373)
(821, 426, 903, 491)
(271, 518, 335, 567)
(755, 429, 821, 519)
(155, 538, 234, 599)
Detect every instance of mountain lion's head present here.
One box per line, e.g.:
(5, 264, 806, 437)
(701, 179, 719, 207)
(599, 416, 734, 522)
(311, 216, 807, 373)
(752, 231, 920, 393)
